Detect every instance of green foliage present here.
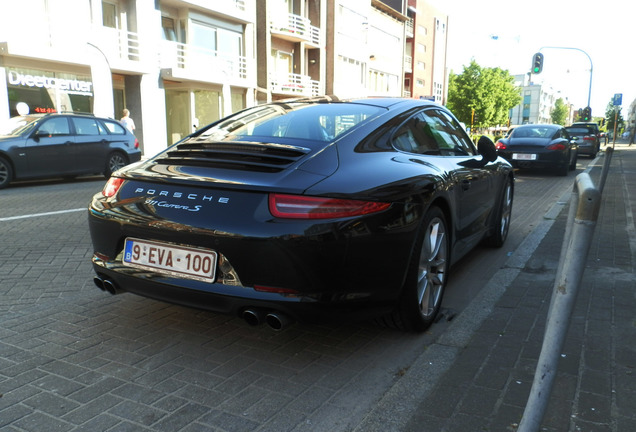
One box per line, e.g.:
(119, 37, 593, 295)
(605, 99, 624, 133)
(550, 98, 568, 125)
(447, 60, 522, 128)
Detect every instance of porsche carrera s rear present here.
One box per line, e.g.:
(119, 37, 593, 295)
(88, 99, 419, 328)
(88, 97, 513, 332)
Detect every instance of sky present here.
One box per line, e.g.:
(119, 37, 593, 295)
(434, 0, 635, 117)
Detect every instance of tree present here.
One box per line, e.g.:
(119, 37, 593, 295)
(550, 98, 568, 125)
(605, 99, 624, 135)
(447, 60, 521, 128)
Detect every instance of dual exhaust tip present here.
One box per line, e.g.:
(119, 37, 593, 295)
(93, 276, 122, 295)
(94, 277, 293, 331)
(243, 308, 294, 331)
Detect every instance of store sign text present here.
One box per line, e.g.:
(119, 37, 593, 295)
(7, 71, 93, 96)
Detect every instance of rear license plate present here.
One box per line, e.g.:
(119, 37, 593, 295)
(512, 153, 537, 161)
(123, 238, 217, 282)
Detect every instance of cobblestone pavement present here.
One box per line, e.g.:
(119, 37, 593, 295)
(0, 178, 443, 432)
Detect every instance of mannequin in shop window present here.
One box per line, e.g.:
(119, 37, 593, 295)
(120, 109, 136, 134)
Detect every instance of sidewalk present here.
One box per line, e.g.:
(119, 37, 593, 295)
(358, 141, 636, 431)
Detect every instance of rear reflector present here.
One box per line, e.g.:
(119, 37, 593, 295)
(269, 194, 390, 219)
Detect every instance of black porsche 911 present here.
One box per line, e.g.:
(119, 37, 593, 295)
(88, 97, 514, 332)
(495, 124, 578, 176)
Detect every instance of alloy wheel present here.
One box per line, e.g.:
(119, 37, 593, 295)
(416, 216, 448, 318)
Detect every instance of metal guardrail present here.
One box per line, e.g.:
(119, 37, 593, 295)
(517, 147, 613, 432)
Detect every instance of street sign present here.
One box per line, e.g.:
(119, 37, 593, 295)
(613, 93, 622, 106)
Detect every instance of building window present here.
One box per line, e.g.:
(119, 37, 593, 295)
(417, 61, 425, 70)
(162, 16, 177, 41)
(339, 56, 365, 86)
(102, 2, 117, 28)
(272, 49, 293, 76)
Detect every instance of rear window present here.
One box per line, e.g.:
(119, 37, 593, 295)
(199, 102, 384, 145)
(101, 119, 127, 135)
(566, 128, 589, 135)
(511, 126, 556, 138)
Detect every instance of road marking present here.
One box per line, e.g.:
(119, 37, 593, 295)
(0, 208, 86, 221)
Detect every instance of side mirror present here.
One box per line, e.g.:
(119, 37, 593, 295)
(477, 136, 497, 163)
(33, 130, 50, 139)
(458, 136, 498, 168)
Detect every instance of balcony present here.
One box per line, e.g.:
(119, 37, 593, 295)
(208, 0, 255, 23)
(95, 27, 141, 67)
(406, 19, 414, 38)
(404, 55, 412, 73)
(270, 73, 321, 97)
(270, 13, 321, 47)
(160, 40, 251, 85)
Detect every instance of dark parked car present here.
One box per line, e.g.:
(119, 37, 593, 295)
(88, 97, 514, 332)
(0, 112, 141, 189)
(567, 122, 601, 157)
(495, 124, 578, 176)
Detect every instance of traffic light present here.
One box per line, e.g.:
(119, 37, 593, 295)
(531, 52, 544, 74)
(582, 106, 592, 121)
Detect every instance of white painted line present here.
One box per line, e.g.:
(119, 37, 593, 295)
(0, 208, 86, 222)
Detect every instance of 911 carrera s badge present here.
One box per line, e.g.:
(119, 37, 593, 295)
(144, 199, 202, 212)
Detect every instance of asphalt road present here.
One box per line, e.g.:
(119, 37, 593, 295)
(0, 156, 595, 432)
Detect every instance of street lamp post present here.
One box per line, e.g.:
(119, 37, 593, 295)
(538, 46, 593, 109)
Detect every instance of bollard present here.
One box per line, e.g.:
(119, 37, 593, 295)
(517, 173, 601, 432)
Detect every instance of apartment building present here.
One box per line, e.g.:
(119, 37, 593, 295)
(0, 0, 447, 157)
(0, 0, 257, 156)
(404, 0, 448, 103)
(509, 74, 574, 125)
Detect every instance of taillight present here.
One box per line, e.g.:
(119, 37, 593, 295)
(134, 138, 139, 149)
(102, 177, 124, 197)
(583, 136, 595, 142)
(269, 194, 390, 219)
(547, 143, 567, 151)
(495, 141, 507, 150)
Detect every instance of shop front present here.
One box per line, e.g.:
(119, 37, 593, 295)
(5, 67, 94, 117)
(164, 83, 246, 146)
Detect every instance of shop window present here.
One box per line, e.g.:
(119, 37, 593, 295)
(194, 90, 221, 128)
(231, 93, 245, 113)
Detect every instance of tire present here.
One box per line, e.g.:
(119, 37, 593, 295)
(0, 156, 13, 189)
(569, 150, 577, 170)
(104, 152, 128, 177)
(484, 177, 513, 247)
(380, 206, 449, 332)
(557, 157, 569, 176)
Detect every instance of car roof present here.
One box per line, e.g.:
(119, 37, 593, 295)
(515, 124, 560, 129)
(273, 96, 440, 110)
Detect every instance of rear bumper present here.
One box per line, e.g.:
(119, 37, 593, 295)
(91, 256, 396, 324)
